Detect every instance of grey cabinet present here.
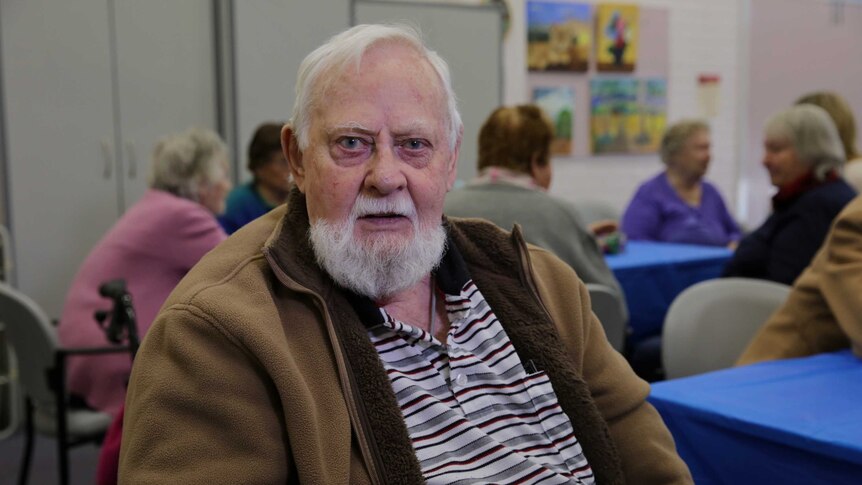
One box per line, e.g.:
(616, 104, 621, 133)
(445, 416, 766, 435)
(1, 0, 218, 317)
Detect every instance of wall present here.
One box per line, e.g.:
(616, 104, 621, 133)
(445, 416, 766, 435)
(743, 0, 862, 227)
(502, 0, 746, 219)
(233, 0, 351, 183)
(232, 0, 748, 221)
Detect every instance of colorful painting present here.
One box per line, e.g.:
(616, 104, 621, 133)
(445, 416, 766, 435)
(595, 3, 639, 72)
(590, 78, 638, 154)
(590, 78, 666, 154)
(636, 78, 667, 153)
(533, 86, 575, 155)
(527, 1, 592, 72)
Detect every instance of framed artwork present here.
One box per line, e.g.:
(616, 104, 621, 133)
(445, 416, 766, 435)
(533, 86, 575, 155)
(595, 3, 639, 72)
(527, 1, 592, 72)
(634, 78, 667, 153)
(590, 78, 667, 154)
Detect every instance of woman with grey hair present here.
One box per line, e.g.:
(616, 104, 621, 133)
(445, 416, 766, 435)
(621, 119, 740, 246)
(723, 104, 856, 285)
(59, 126, 231, 416)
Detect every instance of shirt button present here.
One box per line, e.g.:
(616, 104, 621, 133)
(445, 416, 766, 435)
(454, 373, 468, 387)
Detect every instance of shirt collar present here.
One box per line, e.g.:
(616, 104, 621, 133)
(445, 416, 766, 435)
(345, 226, 471, 329)
(470, 167, 545, 192)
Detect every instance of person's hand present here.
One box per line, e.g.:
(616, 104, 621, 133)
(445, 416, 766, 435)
(589, 219, 619, 236)
(727, 240, 739, 250)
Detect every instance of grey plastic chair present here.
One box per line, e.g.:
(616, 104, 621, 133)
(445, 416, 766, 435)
(586, 283, 628, 352)
(662, 277, 791, 379)
(0, 224, 18, 441)
(0, 323, 19, 441)
(0, 282, 129, 485)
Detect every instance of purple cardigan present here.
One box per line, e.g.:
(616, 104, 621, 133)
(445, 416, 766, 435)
(58, 190, 226, 415)
(622, 172, 741, 247)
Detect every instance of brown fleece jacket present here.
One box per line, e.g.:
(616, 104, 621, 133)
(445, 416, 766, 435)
(120, 189, 691, 484)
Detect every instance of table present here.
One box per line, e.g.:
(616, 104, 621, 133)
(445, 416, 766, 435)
(649, 351, 862, 484)
(605, 241, 732, 345)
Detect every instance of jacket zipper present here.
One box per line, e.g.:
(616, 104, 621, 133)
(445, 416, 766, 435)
(512, 226, 555, 324)
(263, 248, 384, 485)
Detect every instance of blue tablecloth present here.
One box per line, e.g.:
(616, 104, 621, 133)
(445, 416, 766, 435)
(605, 241, 732, 345)
(649, 351, 862, 484)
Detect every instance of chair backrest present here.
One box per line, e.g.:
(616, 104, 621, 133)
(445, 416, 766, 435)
(662, 277, 791, 379)
(587, 283, 627, 352)
(0, 282, 59, 409)
(574, 199, 620, 226)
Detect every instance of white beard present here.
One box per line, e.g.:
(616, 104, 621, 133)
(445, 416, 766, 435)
(309, 194, 447, 300)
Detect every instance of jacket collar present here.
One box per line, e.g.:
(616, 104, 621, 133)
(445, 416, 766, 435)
(263, 187, 623, 484)
(772, 169, 839, 210)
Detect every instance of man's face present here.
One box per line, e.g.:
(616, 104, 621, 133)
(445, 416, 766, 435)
(288, 42, 460, 251)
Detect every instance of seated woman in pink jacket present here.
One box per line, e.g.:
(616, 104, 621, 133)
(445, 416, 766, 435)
(58, 127, 231, 416)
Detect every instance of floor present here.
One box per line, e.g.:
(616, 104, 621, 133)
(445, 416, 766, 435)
(0, 430, 100, 485)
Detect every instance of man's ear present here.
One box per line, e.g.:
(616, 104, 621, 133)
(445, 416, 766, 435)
(446, 126, 464, 191)
(282, 124, 306, 193)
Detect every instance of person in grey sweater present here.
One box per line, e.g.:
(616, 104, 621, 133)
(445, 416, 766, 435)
(445, 105, 623, 297)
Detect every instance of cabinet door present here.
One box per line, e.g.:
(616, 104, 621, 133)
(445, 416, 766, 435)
(112, 0, 218, 209)
(1, 0, 120, 317)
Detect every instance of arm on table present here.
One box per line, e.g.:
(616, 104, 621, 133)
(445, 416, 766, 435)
(621, 189, 662, 241)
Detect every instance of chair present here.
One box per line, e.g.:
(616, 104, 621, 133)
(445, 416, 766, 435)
(0, 282, 130, 485)
(0, 322, 20, 441)
(586, 283, 628, 353)
(662, 277, 791, 379)
(0, 224, 18, 440)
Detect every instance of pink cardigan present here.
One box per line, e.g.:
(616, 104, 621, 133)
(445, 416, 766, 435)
(58, 189, 226, 415)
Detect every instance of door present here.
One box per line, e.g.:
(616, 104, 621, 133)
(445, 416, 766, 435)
(112, 0, 218, 209)
(1, 0, 120, 317)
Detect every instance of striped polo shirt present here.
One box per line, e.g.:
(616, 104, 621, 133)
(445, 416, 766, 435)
(358, 247, 594, 484)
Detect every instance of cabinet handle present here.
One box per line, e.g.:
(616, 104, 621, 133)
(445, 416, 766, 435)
(125, 141, 137, 179)
(101, 140, 113, 179)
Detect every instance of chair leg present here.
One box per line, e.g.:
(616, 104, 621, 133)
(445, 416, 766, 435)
(56, 356, 70, 485)
(18, 397, 34, 485)
(57, 411, 69, 485)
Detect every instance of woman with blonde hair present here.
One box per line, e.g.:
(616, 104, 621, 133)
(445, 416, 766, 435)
(796, 91, 862, 191)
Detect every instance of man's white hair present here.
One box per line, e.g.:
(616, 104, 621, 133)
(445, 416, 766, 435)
(290, 23, 463, 153)
(309, 194, 447, 300)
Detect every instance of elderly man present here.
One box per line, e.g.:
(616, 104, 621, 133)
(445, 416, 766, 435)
(120, 24, 691, 484)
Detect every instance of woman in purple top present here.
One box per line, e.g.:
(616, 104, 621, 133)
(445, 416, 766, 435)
(58, 127, 231, 416)
(622, 120, 741, 247)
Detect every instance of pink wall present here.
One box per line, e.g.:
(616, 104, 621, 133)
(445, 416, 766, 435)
(744, 0, 862, 226)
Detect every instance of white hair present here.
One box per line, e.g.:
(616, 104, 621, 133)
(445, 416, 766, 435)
(149, 127, 228, 201)
(290, 23, 462, 153)
(309, 194, 447, 300)
(765, 104, 847, 180)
